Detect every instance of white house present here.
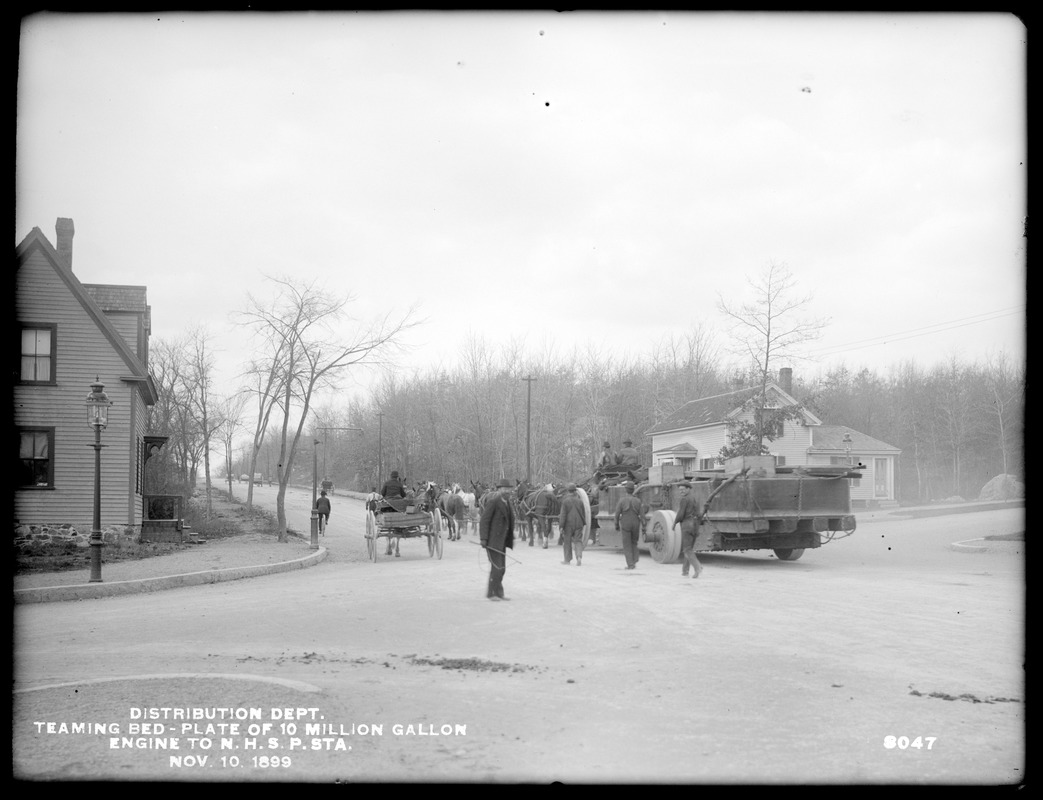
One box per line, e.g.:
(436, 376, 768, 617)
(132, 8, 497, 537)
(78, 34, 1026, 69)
(644, 369, 902, 507)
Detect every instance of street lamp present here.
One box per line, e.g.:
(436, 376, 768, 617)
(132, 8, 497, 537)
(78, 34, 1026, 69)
(842, 432, 853, 466)
(85, 378, 112, 582)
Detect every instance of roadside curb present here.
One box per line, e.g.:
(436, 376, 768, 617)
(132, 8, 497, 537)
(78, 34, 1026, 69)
(13, 546, 328, 605)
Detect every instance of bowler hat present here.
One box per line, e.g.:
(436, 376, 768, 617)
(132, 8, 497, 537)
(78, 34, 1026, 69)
(496, 478, 512, 488)
(624, 481, 635, 491)
(602, 441, 611, 448)
(566, 483, 577, 492)
(390, 470, 399, 478)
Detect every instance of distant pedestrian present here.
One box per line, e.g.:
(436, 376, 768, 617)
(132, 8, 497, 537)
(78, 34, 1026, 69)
(316, 490, 331, 535)
(673, 482, 703, 578)
(479, 478, 516, 600)
(558, 483, 588, 566)
(614, 481, 644, 570)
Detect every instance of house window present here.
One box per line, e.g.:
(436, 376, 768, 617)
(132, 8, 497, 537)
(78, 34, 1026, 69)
(20, 325, 57, 383)
(773, 455, 787, 467)
(699, 458, 716, 470)
(19, 428, 54, 487)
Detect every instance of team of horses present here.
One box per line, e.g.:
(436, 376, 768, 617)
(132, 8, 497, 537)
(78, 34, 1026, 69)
(371, 465, 643, 556)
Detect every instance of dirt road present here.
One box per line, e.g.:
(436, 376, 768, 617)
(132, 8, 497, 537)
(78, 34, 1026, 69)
(13, 488, 1024, 784)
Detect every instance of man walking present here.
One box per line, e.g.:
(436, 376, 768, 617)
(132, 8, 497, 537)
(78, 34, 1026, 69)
(316, 489, 332, 535)
(614, 481, 644, 569)
(558, 483, 588, 566)
(673, 482, 703, 578)
(479, 478, 516, 600)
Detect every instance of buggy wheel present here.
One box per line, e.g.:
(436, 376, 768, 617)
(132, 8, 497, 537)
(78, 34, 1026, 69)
(774, 548, 805, 561)
(434, 528, 444, 559)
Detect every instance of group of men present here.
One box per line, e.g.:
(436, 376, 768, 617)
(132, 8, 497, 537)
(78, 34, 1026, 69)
(365, 450, 705, 601)
(598, 439, 641, 469)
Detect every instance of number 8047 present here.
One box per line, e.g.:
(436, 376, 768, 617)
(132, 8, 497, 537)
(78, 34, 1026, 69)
(884, 736, 936, 750)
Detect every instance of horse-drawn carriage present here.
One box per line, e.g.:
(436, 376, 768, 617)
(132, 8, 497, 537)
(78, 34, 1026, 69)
(364, 496, 444, 561)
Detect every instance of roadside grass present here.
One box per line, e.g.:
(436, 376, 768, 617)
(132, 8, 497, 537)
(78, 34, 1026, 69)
(14, 488, 281, 575)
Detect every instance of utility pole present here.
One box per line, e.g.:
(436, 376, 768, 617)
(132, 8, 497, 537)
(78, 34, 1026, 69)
(377, 411, 384, 486)
(522, 375, 537, 484)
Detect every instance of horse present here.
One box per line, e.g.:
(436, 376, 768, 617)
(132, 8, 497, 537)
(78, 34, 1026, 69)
(515, 481, 563, 548)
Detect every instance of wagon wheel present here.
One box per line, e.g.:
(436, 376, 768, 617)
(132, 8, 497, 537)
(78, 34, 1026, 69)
(366, 511, 378, 562)
(773, 548, 805, 561)
(647, 510, 682, 564)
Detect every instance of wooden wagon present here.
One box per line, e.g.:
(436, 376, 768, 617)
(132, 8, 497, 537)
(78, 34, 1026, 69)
(364, 497, 444, 561)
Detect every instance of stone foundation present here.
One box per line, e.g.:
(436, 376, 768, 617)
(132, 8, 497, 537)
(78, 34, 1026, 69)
(13, 522, 139, 553)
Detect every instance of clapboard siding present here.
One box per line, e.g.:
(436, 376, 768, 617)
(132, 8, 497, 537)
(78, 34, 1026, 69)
(15, 243, 147, 531)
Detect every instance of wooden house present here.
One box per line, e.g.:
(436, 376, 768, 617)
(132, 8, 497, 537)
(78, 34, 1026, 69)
(644, 368, 902, 507)
(15, 218, 167, 546)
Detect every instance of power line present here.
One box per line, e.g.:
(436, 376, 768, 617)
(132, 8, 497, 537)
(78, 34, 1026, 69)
(809, 306, 1024, 357)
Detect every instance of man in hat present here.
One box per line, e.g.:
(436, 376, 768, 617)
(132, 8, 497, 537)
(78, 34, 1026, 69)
(316, 489, 332, 535)
(557, 483, 588, 566)
(614, 481, 645, 570)
(479, 478, 516, 600)
(381, 470, 406, 500)
(597, 441, 617, 469)
(618, 439, 640, 468)
(673, 482, 703, 578)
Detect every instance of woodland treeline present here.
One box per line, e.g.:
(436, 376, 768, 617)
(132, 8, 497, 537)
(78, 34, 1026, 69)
(147, 326, 1022, 508)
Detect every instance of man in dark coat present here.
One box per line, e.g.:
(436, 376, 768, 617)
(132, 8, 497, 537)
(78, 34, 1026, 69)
(316, 489, 332, 535)
(673, 482, 703, 578)
(614, 481, 644, 569)
(558, 483, 588, 566)
(479, 478, 516, 600)
(380, 470, 406, 499)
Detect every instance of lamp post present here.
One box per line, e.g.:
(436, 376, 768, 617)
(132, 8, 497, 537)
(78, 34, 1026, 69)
(86, 378, 112, 583)
(842, 432, 853, 466)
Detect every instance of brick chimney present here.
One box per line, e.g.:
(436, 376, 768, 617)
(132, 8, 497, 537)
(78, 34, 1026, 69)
(55, 218, 75, 268)
(778, 367, 793, 395)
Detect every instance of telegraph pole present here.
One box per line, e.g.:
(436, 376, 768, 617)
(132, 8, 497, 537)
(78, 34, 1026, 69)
(377, 411, 384, 486)
(522, 375, 537, 484)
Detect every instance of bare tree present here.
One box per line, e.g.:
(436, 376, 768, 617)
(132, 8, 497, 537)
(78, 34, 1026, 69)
(717, 261, 828, 451)
(238, 276, 418, 541)
(184, 327, 225, 518)
(217, 390, 250, 501)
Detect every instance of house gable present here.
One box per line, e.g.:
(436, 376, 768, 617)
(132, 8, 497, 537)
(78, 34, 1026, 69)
(16, 229, 157, 404)
(645, 382, 820, 437)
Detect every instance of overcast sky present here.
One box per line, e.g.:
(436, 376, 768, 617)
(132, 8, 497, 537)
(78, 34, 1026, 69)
(16, 11, 1026, 404)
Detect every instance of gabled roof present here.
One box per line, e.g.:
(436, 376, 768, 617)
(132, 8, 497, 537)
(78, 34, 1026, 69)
(811, 425, 901, 453)
(16, 227, 158, 404)
(645, 382, 821, 436)
(655, 442, 698, 454)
